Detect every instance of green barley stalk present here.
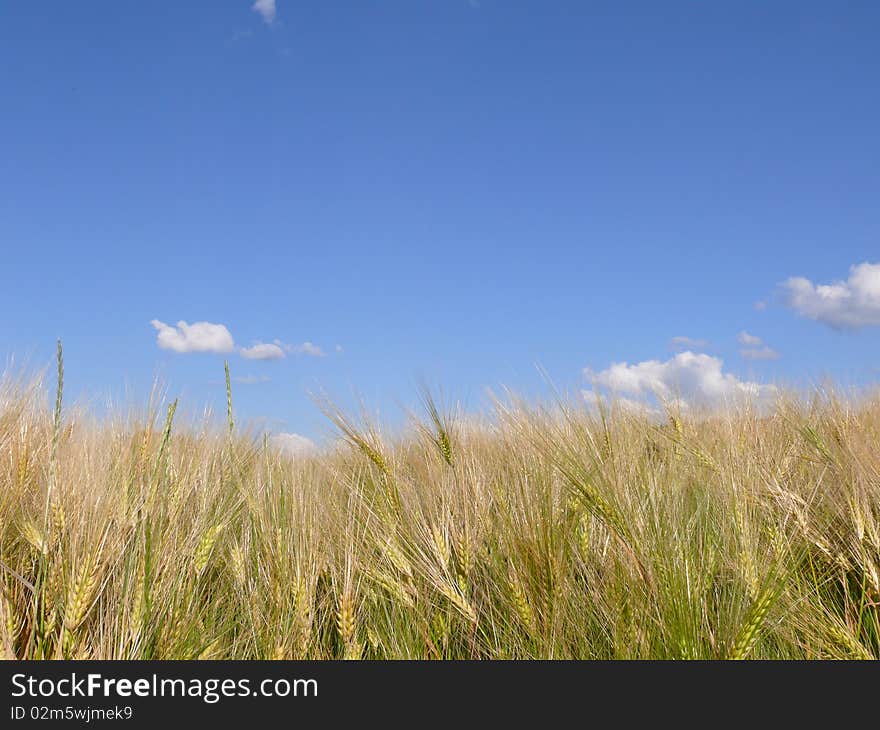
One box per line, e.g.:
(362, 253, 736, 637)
(729, 581, 780, 660)
(151, 399, 178, 483)
(419, 384, 454, 466)
(729, 543, 798, 659)
(225, 361, 234, 435)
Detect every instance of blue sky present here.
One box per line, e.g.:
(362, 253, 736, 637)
(2, 1, 879, 443)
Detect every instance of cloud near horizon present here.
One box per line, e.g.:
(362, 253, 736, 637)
(583, 351, 776, 409)
(782, 262, 880, 329)
(151, 320, 236, 354)
(582, 388, 660, 417)
(271, 432, 317, 457)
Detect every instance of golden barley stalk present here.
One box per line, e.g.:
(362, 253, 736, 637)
(508, 564, 535, 631)
(47, 339, 63, 506)
(293, 577, 313, 654)
(360, 439, 388, 474)
(138, 422, 153, 473)
(438, 578, 477, 623)
(430, 525, 451, 568)
(21, 521, 48, 556)
(16, 437, 29, 488)
(382, 535, 413, 578)
(162, 613, 188, 657)
(368, 568, 414, 608)
(63, 540, 106, 633)
(228, 545, 247, 587)
(198, 637, 224, 660)
(336, 589, 361, 659)
(50, 499, 66, 549)
(43, 554, 65, 634)
(342, 642, 363, 660)
(194, 525, 222, 574)
(366, 625, 380, 652)
(455, 530, 472, 578)
(0, 588, 19, 656)
(336, 590, 356, 643)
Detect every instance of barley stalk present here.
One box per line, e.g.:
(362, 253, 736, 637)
(508, 563, 535, 631)
(194, 524, 222, 574)
(730, 581, 781, 660)
(61, 537, 107, 652)
(224, 361, 234, 435)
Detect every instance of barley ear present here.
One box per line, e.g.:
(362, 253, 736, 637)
(194, 525, 223, 575)
(46, 339, 64, 523)
(225, 360, 234, 435)
(153, 399, 178, 481)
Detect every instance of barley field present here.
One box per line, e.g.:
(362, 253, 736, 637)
(1, 346, 878, 660)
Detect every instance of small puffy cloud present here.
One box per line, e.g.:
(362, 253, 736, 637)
(271, 432, 317, 457)
(240, 339, 326, 359)
(240, 340, 286, 360)
(737, 331, 780, 360)
(669, 335, 710, 352)
(782, 262, 880, 329)
(584, 351, 776, 409)
(754, 300, 768, 311)
(151, 320, 235, 354)
(252, 0, 276, 24)
(738, 331, 763, 347)
(335, 344, 344, 354)
(740, 346, 780, 361)
(291, 341, 325, 357)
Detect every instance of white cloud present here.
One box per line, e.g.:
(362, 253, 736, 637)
(584, 351, 776, 409)
(240, 340, 286, 360)
(669, 335, 710, 352)
(251, 0, 276, 25)
(737, 331, 763, 347)
(740, 346, 780, 361)
(291, 341, 325, 357)
(150, 321, 326, 361)
(271, 432, 317, 457)
(783, 262, 880, 329)
(582, 389, 660, 417)
(240, 339, 326, 359)
(151, 320, 235, 354)
(737, 332, 780, 360)
(252, 0, 276, 24)
(754, 300, 768, 311)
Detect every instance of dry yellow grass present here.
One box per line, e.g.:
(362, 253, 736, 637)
(0, 355, 878, 659)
